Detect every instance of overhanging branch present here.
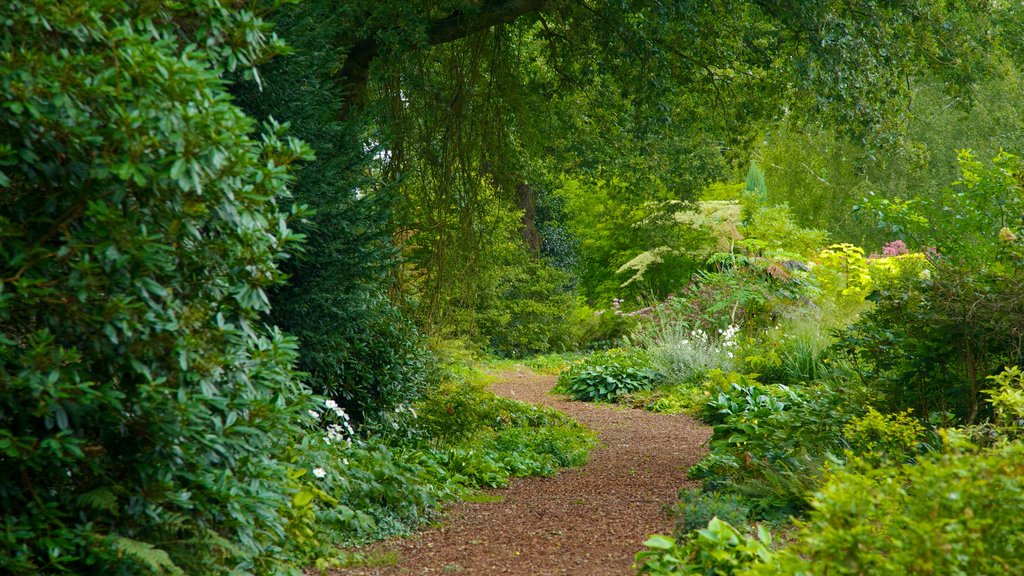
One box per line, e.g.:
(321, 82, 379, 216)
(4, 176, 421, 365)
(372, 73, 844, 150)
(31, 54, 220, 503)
(337, 0, 550, 117)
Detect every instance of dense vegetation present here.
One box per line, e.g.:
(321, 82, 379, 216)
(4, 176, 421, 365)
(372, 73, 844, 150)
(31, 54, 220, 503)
(3, 0, 1024, 574)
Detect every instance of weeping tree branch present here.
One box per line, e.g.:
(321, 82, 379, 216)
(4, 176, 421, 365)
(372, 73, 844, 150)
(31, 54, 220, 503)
(337, 0, 551, 116)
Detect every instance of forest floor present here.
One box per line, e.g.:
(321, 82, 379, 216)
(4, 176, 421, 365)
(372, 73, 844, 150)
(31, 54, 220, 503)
(337, 367, 711, 576)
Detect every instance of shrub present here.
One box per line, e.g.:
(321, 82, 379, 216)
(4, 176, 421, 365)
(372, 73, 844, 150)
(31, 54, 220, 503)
(555, 348, 661, 402)
(237, 3, 432, 425)
(641, 385, 707, 415)
(0, 3, 313, 573)
(478, 255, 579, 357)
(843, 407, 925, 467)
(636, 519, 773, 576)
(575, 301, 639, 350)
(746, 441, 1024, 575)
(671, 488, 752, 535)
(692, 378, 865, 512)
(637, 320, 741, 384)
(985, 365, 1024, 437)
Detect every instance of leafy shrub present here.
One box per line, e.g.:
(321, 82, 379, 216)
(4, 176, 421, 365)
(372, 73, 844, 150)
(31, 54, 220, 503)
(636, 519, 773, 576)
(637, 320, 741, 384)
(639, 385, 707, 415)
(812, 243, 873, 317)
(671, 488, 752, 535)
(985, 365, 1024, 436)
(0, 3, 315, 574)
(739, 199, 828, 259)
(692, 378, 865, 512)
(746, 440, 1024, 575)
(555, 348, 661, 402)
(843, 407, 925, 467)
(845, 152, 1024, 423)
(479, 255, 579, 357)
(575, 301, 639, 350)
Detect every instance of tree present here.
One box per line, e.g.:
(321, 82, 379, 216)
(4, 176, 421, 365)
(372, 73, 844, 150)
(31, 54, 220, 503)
(310, 0, 1009, 325)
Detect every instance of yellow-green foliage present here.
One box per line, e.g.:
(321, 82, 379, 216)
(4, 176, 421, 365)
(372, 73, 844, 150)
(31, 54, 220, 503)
(813, 243, 872, 321)
(867, 252, 930, 290)
(843, 408, 924, 467)
(739, 201, 829, 258)
(985, 366, 1024, 435)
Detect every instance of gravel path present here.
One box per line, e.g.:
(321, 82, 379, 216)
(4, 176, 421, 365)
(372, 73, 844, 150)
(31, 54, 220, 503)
(338, 366, 711, 575)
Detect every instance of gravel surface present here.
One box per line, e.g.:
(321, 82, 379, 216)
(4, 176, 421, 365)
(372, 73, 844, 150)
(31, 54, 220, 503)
(336, 367, 711, 576)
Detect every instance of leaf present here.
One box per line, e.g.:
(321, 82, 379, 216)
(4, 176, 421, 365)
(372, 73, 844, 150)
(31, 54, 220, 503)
(110, 536, 182, 575)
(292, 489, 316, 508)
(642, 535, 676, 550)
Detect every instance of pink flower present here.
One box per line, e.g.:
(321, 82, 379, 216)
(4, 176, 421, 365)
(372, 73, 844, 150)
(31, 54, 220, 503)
(881, 240, 908, 257)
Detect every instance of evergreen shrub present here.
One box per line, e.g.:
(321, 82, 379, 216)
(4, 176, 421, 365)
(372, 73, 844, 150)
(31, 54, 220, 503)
(0, 2, 314, 573)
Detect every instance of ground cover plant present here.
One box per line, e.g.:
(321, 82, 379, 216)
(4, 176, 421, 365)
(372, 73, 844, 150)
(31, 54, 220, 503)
(554, 348, 662, 402)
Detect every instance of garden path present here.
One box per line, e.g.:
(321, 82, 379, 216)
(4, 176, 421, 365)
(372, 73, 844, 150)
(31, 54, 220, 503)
(338, 367, 711, 575)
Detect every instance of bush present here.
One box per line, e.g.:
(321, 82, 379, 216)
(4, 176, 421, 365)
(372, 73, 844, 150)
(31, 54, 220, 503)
(639, 385, 707, 415)
(747, 441, 1024, 575)
(236, 3, 432, 425)
(843, 407, 925, 467)
(0, 3, 313, 573)
(671, 488, 752, 535)
(636, 519, 773, 576)
(555, 348, 661, 402)
(691, 378, 865, 512)
(478, 255, 579, 357)
(637, 320, 740, 384)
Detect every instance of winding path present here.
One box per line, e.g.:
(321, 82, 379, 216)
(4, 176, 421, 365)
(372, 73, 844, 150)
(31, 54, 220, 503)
(339, 367, 711, 575)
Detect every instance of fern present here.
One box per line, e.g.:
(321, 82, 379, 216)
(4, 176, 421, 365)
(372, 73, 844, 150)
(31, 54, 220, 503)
(109, 536, 183, 575)
(76, 487, 117, 514)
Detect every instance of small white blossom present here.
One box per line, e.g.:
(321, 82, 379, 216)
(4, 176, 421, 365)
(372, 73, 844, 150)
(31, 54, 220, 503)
(312, 467, 326, 478)
(308, 410, 320, 419)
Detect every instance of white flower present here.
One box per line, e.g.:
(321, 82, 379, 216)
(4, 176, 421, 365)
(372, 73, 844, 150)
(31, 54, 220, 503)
(308, 410, 320, 419)
(325, 399, 339, 410)
(312, 467, 326, 478)
(343, 458, 349, 466)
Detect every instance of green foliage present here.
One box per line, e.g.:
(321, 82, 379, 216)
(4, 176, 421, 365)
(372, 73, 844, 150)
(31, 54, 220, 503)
(237, 2, 432, 424)
(985, 366, 1024, 436)
(813, 243, 873, 316)
(555, 348, 661, 403)
(641, 385, 708, 415)
(739, 200, 828, 259)
(0, 2, 316, 573)
(636, 519, 773, 576)
(477, 252, 578, 357)
(843, 408, 925, 467)
(574, 303, 639, 350)
(692, 378, 865, 512)
(671, 488, 752, 535)
(841, 151, 1024, 423)
(747, 441, 1024, 576)
(557, 176, 710, 303)
(636, 320, 741, 385)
